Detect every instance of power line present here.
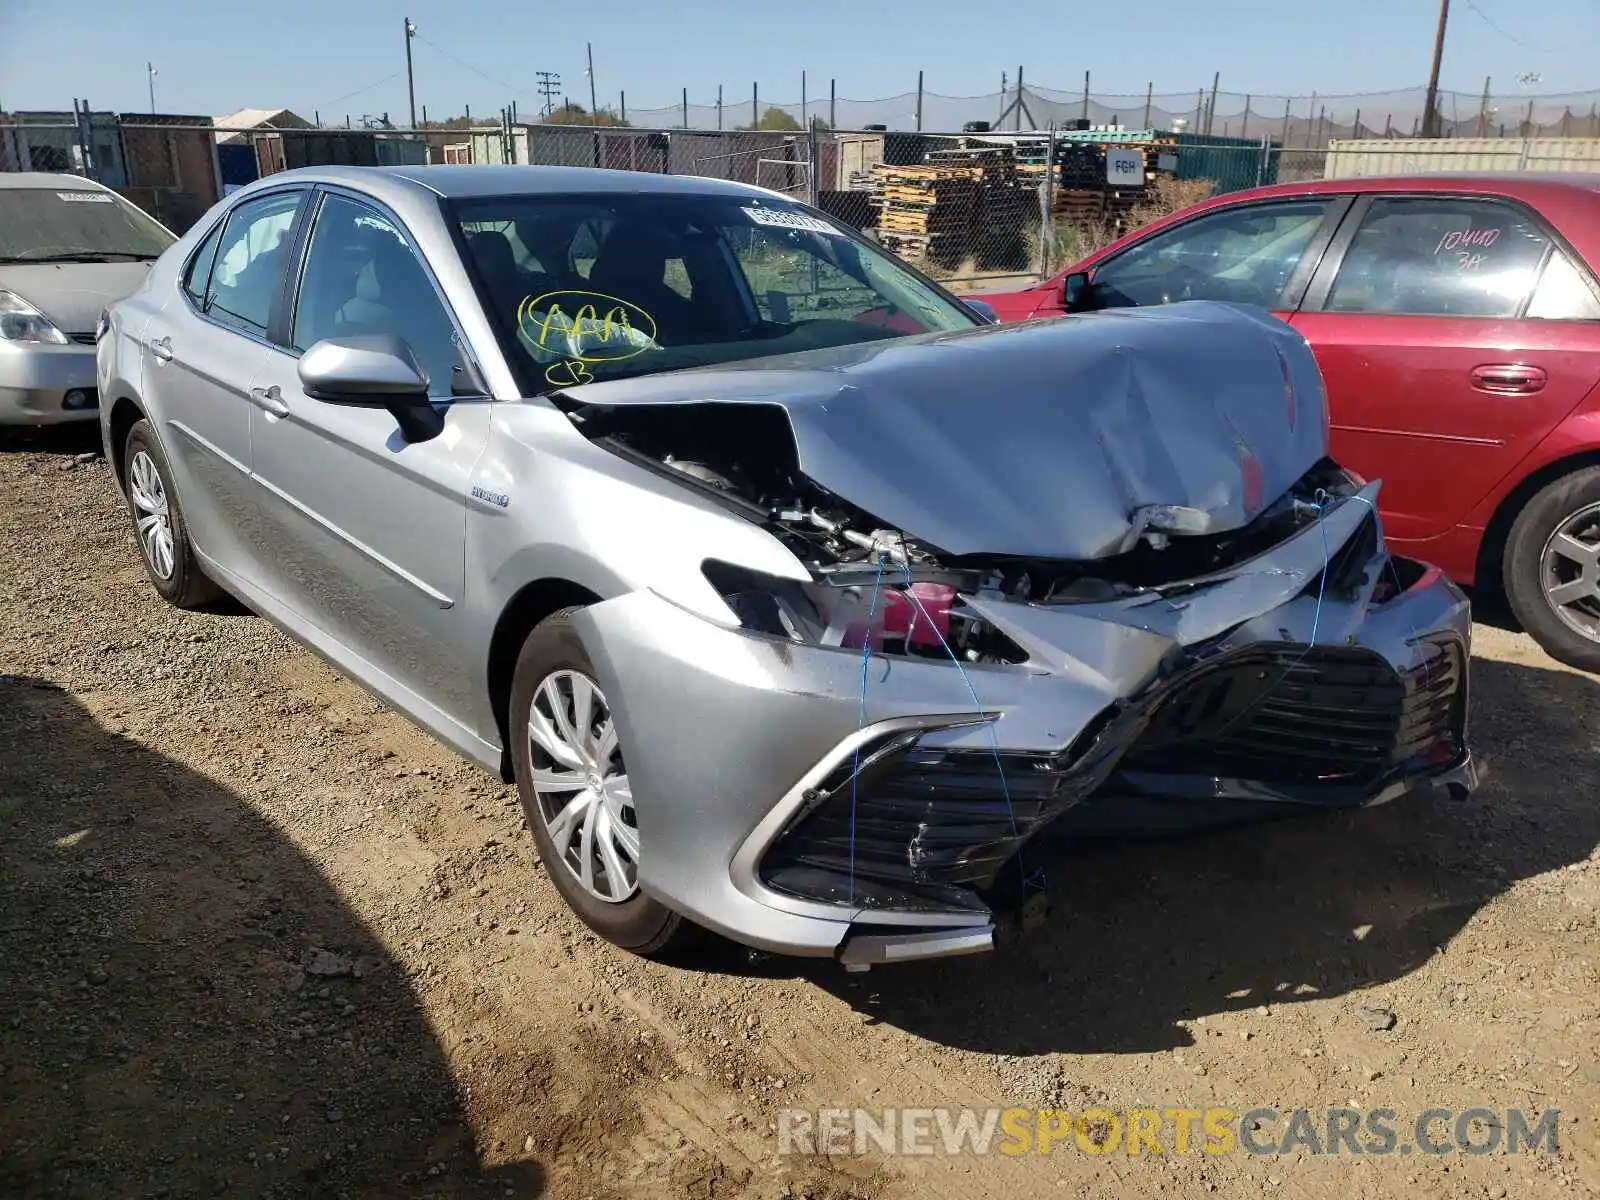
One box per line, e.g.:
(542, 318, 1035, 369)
(1460, 0, 1561, 53)
(314, 70, 404, 110)
(412, 32, 539, 102)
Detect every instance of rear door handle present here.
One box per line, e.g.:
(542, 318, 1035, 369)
(249, 384, 290, 419)
(149, 336, 173, 364)
(1470, 363, 1547, 395)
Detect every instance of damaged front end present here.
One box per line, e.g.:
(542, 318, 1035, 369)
(551, 307, 1474, 965)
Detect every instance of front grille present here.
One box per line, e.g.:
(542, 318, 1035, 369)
(68, 332, 97, 345)
(1118, 640, 1464, 786)
(760, 719, 1125, 912)
(761, 639, 1466, 911)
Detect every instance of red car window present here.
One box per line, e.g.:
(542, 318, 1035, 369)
(1087, 199, 1334, 310)
(1323, 197, 1548, 318)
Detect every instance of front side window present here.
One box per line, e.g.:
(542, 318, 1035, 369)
(452, 194, 975, 393)
(0, 186, 174, 263)
(1089, 200, 1334, 311)
(291, 193, 464, 397)
(204, 191, 302, 337)
(1323, 197, 1549, 318)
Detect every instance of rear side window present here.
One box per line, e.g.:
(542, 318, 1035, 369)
(1324, 197, 1549, 318)
(1527, 249, 1600, 320)
(182, 221, 224, 307)
(203, 191, 303, 337)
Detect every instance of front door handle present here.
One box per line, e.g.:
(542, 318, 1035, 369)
(249, 384, 290, 419)
(149, 336, 173, 364)
(1470, 363, 1547, 395)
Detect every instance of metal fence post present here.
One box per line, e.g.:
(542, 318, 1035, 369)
(1039, 125, 1056, 281)
(807, 121, 820, 206)
(915, 71, 923, 132)
(830, 78, 836, 130)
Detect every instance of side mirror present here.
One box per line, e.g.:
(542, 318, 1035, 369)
(298, 335, 442, 443)
(965, 297, 998, 325)
(1061, 272, 1092, 312)
(299, 335, 430, 402)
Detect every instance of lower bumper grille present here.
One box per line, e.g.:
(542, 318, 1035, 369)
(759, 639, 1467, 912)
(1118, 640, 1465, 786)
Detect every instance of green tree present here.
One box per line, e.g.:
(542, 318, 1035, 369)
(542, 103, 630, 127)
(740, 106, 802, 132)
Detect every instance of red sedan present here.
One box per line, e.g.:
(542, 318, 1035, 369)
(979, 173, 1600, 671)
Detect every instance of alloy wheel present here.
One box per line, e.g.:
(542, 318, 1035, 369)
(526, 669, 640, 903)
(128, 449, 176, 581)
(1540, 501, 1600, 644)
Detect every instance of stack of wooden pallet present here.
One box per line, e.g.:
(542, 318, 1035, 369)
(869, 161, 982, 263)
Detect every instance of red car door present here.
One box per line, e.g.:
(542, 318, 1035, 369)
(1291, 193, 1600, 547)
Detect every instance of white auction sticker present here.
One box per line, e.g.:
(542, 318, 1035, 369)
(1105, 149, 1145, 186)
(744, 207, 838, 235)
(57, 191, 113, 203)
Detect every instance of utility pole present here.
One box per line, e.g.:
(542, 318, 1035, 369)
(536, 71, 562, 117)
(586, 43, 597, 116)
(146, 62, 158, 113)
(403, 18, 418, 129)
(1422, 0, 1450, 137)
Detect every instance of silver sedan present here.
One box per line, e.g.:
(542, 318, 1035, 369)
(98, 165, 1475, 968)
(1, 172, 172, 424)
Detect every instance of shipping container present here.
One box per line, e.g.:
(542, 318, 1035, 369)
(1324, 136, 1600, 179)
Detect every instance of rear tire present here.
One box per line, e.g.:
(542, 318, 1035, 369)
(122, 419, 220, 611)
(1503, 466, 1600, 673)
(509, 607, 687, 956)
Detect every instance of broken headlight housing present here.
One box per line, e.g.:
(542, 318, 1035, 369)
(702, 560, 1028, 665)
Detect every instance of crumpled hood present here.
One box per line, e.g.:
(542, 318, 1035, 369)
(564, 300, 1330, 560)
(0, 262, 153, 334)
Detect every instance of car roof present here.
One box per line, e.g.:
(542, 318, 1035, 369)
(0, 172, 114, 191)
(1216, 172, 1600, 204)
(250, 164, 785, 205)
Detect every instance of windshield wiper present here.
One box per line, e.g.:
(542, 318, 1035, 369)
(0, 251, 161, 264)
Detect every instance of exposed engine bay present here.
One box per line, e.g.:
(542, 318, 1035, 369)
(556, 397, 1367, 667)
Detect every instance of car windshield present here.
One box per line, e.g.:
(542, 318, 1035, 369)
(0, 186, 175, 262)
(450, 192, 977, 392)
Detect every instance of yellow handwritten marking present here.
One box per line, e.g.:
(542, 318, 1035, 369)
(516, 289, 657, 364)
(543, 360, 595, 388)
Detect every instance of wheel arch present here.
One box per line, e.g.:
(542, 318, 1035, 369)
(1476, 448, 1600, 603)
(487, 577, 604, 781)
(106, 395, 146, 488)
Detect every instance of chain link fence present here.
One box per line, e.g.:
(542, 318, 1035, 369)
(617, 82, 1600, 143)
(7, 105, 1600, 289)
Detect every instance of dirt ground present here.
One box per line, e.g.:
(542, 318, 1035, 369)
(1, 426, 1595, 1200)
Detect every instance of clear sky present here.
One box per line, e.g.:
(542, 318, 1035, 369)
(1, 0, 1594, 123)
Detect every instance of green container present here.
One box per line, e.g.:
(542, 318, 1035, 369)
(1171, 132, 1279, 194)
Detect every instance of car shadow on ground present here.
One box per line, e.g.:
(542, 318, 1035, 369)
(0, 677, 543, 1198)
(688, 653, 1596, 1056)
(0, 423, 102, 456)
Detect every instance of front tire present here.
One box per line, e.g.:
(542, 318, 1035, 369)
(1503, 466, 1600, 673)
(122, 419, 220, 610)
(509, 607, 687, 955)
